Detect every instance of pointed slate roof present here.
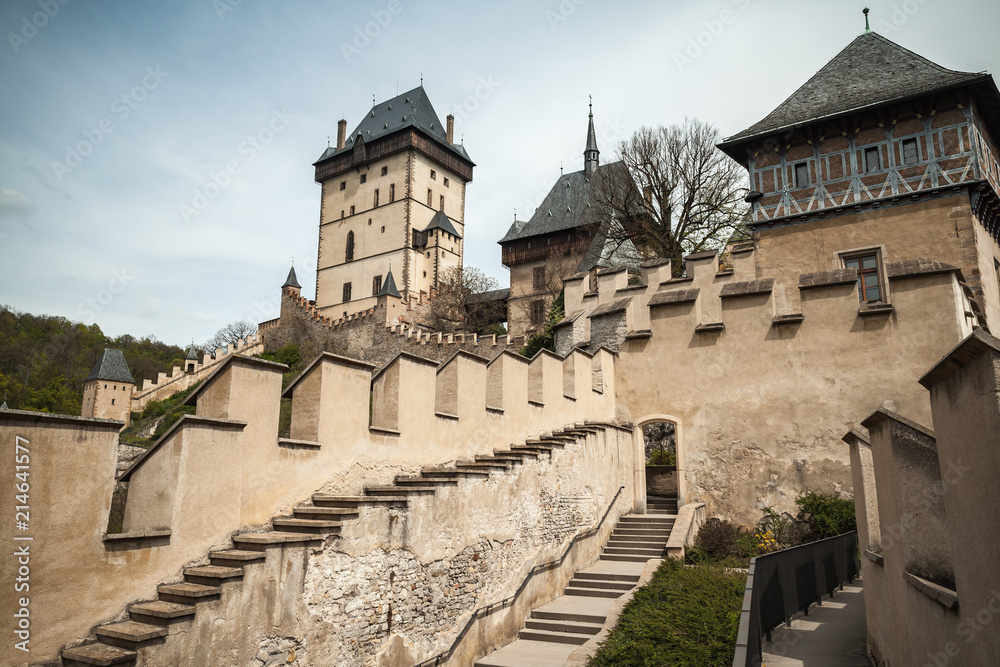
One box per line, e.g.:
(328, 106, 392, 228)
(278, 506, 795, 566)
(585, 109, 599, 155)
(424, 210, 462, 238)
(720, 31, 991, 153)
(282, 264, 301, 289)
(185, 346, 200, 361)
(376, 268, 401, 298)
(315, 86, 473, 165)
(85, 349, 135, 384)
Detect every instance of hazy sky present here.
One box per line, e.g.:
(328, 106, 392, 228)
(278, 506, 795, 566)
(2, 0, 999, 347)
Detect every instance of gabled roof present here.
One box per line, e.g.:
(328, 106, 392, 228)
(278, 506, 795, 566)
(720, 31, 991, 153)
(424, 210, 462, 238)
(315, 86, 473, 166)
(376, 268, 401, 298)
(282, 264, 301, 289)
(85, 349, 135, 384)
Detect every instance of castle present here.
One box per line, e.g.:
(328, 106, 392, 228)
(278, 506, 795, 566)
(5, 26, 1000, 667)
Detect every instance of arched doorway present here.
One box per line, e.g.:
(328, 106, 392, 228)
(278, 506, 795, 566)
(635, 414, 685, 513)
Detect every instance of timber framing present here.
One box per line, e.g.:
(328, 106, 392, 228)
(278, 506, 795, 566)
(314, 127, 474, 184)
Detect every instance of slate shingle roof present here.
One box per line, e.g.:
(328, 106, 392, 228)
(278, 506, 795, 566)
(315, 86, 473, 166)
(721, 31, 990, 151)
(424, 210, 462, 238)
(376, 268, 401, 298)
(85, 349, 135, 384)
(282, 265, 301, 289)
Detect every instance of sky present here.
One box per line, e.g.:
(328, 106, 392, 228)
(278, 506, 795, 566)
(2, 0, 999, 348)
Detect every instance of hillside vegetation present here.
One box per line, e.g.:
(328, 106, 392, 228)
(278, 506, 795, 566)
(0, 305, 186, 415)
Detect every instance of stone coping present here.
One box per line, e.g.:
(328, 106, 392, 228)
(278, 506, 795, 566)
(665, 502, 706, 557)
(370, 350, 441, 384)
(648, 288, 699, 308)
(695, 322, 726, 333)
(624, 330, 652, 340)
(858, 302, 894, 316)
(864, 549, 884, 565)
(886, 258, 961, 280)
(553, 309, 585, 329)
(720, 278, 775, 299)
(183, 354, 287, 407)
(435, 411, 460, 421)
(841, 428, 871, 446)
(772, 313, 805, 325)
(659, 276, 694, 287)
(861, 407, 935, 440)
(685, 250, 719, 261)
(596, 265, 629, 276)
(119, 415, 247, 481)
(589, 297, 632, 318)
(0, 408, 123, 429)
(281, 352, 376, 398)
(919, 327, 1000, 389)
(368, 426, 401, 437)
(614, 284, 649, 294)
(277, 438, 321, 450)
(799, 267, 857, 290)
(435, 349, 491, 374)
(904, 571, 958, 610)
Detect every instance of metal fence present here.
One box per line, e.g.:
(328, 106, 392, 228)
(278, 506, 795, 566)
(732, 531, 859, 667)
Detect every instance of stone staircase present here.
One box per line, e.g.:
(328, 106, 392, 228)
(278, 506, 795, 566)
(647, 494, 678, 515)
(475, 512, 675, 666)
(60, 424, 609, 666)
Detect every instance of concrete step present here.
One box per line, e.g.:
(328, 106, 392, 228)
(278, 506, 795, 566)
(62, 642, 137, 666)
(525, 438, 565, 448)
(156, 582, 221, 604)
(232, 532, 322, 550)
(183, 565, 244, 586)
(613, 529, 672, 538)
(531, 609, 606, 625)
(517, 628, 593, 645)
(492, 449, 538, 459)
(567, 577, 634, 591)
(619, 515, 674, 524)
(606, 540, 666, 551)
(94, 621, 167, 649)
(573, 571, 640, 584)
(475, 454, 527, 464)
(563, 585, 623, 598)
(510, 444, 553, 453)
(209, 549, 266, 567)
(395, 475, 458, 487)
(421, 468, 491, 478)
(128, 600, 195, 625)
(603, 546, 665, 557)
(292, 506, 360, 520)
(474, 639, 579, 666)
(610, 532, 670, 542)
(524, 618, 602, 635)
(311, 494, 407, 508)
(364, 485, 437, 496)
(455, 461, 508, 471)
(600, 553, 656, 563)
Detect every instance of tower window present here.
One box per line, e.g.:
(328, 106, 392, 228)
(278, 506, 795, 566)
(343, 282, 352, 302)
(794, 161, 810, 188)
(427, 189, 433, 207)
(843, 250, 884, 303)
(339, 181, 346, 191)
(374, 189, 379, 207)
(902, 138, 919, 166)
(439, 195, 444, 211)
(430, 169, 437, 180)
(350, 205, 355, 215)
(373, 275, 382, 295)
(533, 267, 546, 290)
(341, 210, 345, 219)
(389, 183, 395, 202)
(381, 166, 388, 176)
(530, 300, 546, 325)
(360, 173, 367, 184)
(443, 177, 450, 187)
(111, 398, 115, 405)
(864, 146, 881, 173)
(345, 231, 355, 262)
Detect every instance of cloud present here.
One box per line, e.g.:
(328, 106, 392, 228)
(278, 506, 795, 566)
(0, 187, 33, 217)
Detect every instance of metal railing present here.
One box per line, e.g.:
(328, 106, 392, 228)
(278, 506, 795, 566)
(733, 531, 859, 667)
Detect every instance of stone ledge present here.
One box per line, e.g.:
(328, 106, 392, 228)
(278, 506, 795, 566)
(886, 258, 960, 280)
(527, 399, 545, 408)
(588, 297, 632, 318)
(864, 548, 884, 565)
(659, 276, 695, 287)
(859, 302, 894, 316)
(368, 426, 401, 437)
(773, 313, 805, 325)
(103, 528, 171, 549)
(685, 250, 718, 261)
(435, 412, 460, 421)
(648, 288, 699, 307)
(799, 267, 857, 290)
(720, 278, 775, 299)
(625, 330, 652, 340)
(485, 406, 504, 415)
(0, 408, 123, 429)
(695, 322, 725, 333)
(277, 438, 321, 450)
(904, 571, 958, 610)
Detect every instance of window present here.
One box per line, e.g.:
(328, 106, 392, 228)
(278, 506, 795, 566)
(843, 251, 884, 302)
(794, 161, 810, 188)
(111, 398, 115, 406)
(340, 210, 345, 219)
(350, 205, 355, 215)
(864, 146, 881, 173)
(339, 181, 346, 191)
(373, 275, 382, 295)
(360, 173, 367, 184)
(533, 267, 546, 290)
(389, 183, 395, 202)
(439, 195, 444, 211)
(530, 300, 546, 325)
(345, 231, 355, 262)
(381, 166, 388, 176)
(368, 218, 372, 226)
(902, 138, 919, 166)
(430, 169, 437, 180)
(427, 189, 433, 207)
(373, 189, 379, 207)
(342, 282, 352, 302)
(443, 177, 449, 187)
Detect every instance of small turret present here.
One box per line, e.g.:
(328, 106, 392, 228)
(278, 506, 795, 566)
(584, 97, 599, 178)
(282, 262, 302, 296)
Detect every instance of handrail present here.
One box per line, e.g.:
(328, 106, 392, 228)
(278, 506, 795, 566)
(732, 531, 859, 667)
(412, 484, 627, 667)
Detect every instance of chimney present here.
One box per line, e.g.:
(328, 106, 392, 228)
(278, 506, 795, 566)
(337, 119, 347, 149)
(446, 114, 455, 144)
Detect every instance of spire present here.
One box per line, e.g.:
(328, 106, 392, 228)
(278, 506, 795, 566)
(377, 267, 401, 298)
(863, 7, 871, 33)
(282, 262, 302, 290)
(584, 95, 599, 178)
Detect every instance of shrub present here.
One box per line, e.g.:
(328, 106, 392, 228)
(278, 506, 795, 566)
(694, 518, 741, 561)
(647, 448, 676, 466)
(795, 491, 856, 539)
(589, 558, 745, 667)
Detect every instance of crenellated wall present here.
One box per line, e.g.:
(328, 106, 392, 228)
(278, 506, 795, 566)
(0, 343, 631, 666)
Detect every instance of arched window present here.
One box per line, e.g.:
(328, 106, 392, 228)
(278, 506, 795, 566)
(345, 231, 355, 262)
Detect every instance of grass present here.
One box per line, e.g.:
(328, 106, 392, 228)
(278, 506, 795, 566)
(589, 558, 746, 667)
(118, 381, 201, 448)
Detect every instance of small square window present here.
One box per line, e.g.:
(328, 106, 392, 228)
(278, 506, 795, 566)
(430, 169, 436, 180)
(902, 138, 919, 166)
(360, 174, 367, 184)
(339, 181, 346, 191)
(843, 251, 884, 302)
(533, 267, 546, 290)
(864, 147, 881, 173)
(794, 162, 810, 188)
(381, 166, 388, 176)
(443, 177, 450, 187)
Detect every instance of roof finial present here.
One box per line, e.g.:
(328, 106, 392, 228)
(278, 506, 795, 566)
(560, 161, 563, 175)
(372, 93, 376, 107)
(863, 7, 870, 32)
(420, 72, 423, 86)
(326, 135, 330, 147)
(589, 94, 593, 118)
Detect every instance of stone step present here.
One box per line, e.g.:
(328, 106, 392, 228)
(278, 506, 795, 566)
(128, 600, 195, 625)
(517, 628, 593, 645)
(421, 468, 491, 478)
(156, 582, 221, 604)
(525, 439, 565, 448)
(563, 585, 624, 598)
(94, 621, 167, 649)
(292, 506, 360, 520)
(183, 565, 244, 586)
(603, 546, 665, 557)
(510, 444, 553, 453)
(62, 642, 137, 666)
(475, 454, 526, 465)
(619, 515, 674, 524)
(209, 550, 266, 567)
(271, 516, 343, 534)
(311, 494, 408, 508)
(609, 532, 670, 542)
(531, 609, 607, 625)
(606, 540, 666, 551)
(491, 449, 538, 459)
(573, 571, 640, 583)
(364, 485, 437, 496)
(567, 578, 634, 591)
(394, 475, 459, 487)
(232, 532, 322, 550)
(524, 618, 603, 635)
(456, 461, 508, 471)
(599, 553, 656, 563)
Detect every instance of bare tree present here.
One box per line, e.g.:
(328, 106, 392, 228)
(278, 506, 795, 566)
(205, 320, 257, 352)
(592, 118, 750, 274)
(431, 266, 502, 333)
